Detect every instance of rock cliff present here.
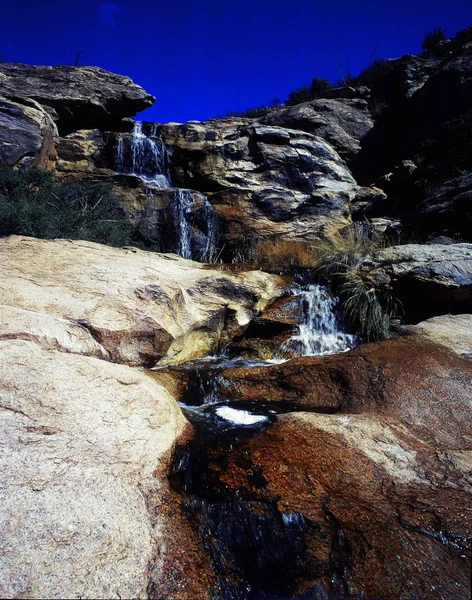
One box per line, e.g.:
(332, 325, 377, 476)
(1, 26, 472, 600)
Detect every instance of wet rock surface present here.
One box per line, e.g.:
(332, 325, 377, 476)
(169, 332, 472, 599)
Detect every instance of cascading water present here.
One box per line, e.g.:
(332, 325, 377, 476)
(282, 284, 358, 357)
(162, 281, 361, 598)
(115, 121, 219, 262)
(172, 189, 193, 260)
(116, 121, 170, 186)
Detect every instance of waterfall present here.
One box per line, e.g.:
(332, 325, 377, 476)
(172, 190, 193, 260)
(282, 284, 358, 357)
(116, 122, 219, 262)
(116, 121, 170, 187)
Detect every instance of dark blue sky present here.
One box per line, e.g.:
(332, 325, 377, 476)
(1, 1, 471, 123)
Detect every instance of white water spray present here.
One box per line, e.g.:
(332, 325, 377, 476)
(116, 121, 170, 187)
(282, 284, 357, 357)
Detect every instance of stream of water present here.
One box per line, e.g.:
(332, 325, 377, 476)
(121, 121, 358, 597)
(158, 282, 357, 598)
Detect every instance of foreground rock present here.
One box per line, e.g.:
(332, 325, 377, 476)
(198, 410, 471, 599)
(0, 338, 189, 599)
(186, 332, 472, 598)
(0, 236, 284, 366)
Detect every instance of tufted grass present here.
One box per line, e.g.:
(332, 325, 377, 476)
(313, 225, 402, 342)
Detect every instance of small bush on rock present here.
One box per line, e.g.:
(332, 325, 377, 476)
(0, 166, 134, 246)
(421, 28, 446, 51)
(286, 77, 332, 106)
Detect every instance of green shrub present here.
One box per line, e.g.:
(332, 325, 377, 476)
(419, 110, 472, 176)
(0, 165, 134, 247)
(286, 77, 332, 106)
(312, 226, 401, 342)
(421, 27, 446, 51)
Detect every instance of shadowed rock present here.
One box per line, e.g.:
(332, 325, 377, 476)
(0, 63, 154, 134)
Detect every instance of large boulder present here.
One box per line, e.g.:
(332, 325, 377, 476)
(363, 243, 472, 321)
(159, 120, 367, 240)
(0, 338, 188, 599)
(0, 63, 154, 134)
(260, 97, 374, 163)
(0, 236, 284, 366)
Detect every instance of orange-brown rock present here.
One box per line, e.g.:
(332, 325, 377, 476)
(184, 332, 472, 598)
(197, 409, 471, 599)
(219, 334, 472, 445)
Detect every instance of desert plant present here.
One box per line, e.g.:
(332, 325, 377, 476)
(312, 225, 401, 341)
(254, 238, 316, 269)
(421, 28, 446, 51)
(0, 165, 134, 247)
(312, 225, 377, 279)
(286, 77, 332, 106)
(222, 234, 259, 263)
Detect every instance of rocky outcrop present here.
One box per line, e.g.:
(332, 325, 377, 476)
(363, 243, 472, 321)
(0, 337, 188, 599)
(159, 119, 366, 239)
(0, 64, 153, 167)
(260, 97, 374, 163)
(0, 236, 283, 366)
(0, 64, 154, 133)
(355, 27, 472, 192)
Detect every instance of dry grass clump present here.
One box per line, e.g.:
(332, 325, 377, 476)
(255, 238, 316, 268)
(313, 225, 401, 342)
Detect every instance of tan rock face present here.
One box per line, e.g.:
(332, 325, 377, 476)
(0, 236, 283, 366)
(0, 304, 110, 359)
(408, 313, 472, 357)
(0, 338, 187, 599)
